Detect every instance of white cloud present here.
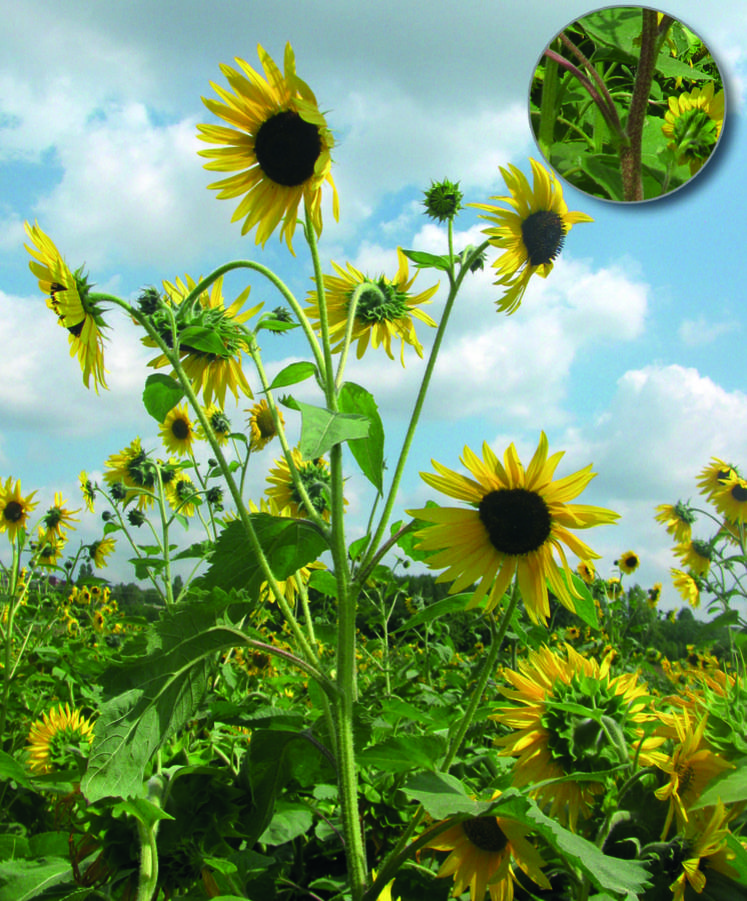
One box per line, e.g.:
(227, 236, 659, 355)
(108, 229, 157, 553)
(678, 316, 738, 346)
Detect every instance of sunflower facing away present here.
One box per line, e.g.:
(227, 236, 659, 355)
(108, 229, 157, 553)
(655, 502, 696, 544)
(266, 447, 340, 522)
(470, 159, 593, 314)
(24, 221, 108, 391)
(305, 248, 439, 365)
(26, 703, 95, 774)
(145, 274, 261, 409)
(0, 477, 38, 543)
(407, 433, 618, 624)
(197, 43, 339, 251)
(662, 81, 725, 175)
(671, 568, 700, 608)
(424, 809, 550, 901)
(493, 644, 664, 831)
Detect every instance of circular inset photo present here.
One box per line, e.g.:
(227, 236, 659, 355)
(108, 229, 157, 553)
(529, 7, 725, 202)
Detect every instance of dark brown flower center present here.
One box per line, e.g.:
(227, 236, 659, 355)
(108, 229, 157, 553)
(172, 418, 191, 440)
(3, 501, 24, 523)
(731, 483, 747, 503)
(478, 488, 552, 555)
(462, 817, 509, 853)
(521, 210, 566, 267)
(254, 110, 321, 187)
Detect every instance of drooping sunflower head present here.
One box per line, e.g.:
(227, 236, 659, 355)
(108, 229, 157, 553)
(662, 81, 725, 176)
(24, 221, 109, 392)
(305, 248, 439, 366)
(79, 472, 96, 514)
(576, 559, 596, 584)
(89, 536, 115, 568)
(266, 447, 339, 521)
(671, 568, 700, 608)
(159, 404, 197, 457)
(0, 477, 38, 543)
(40, 492, 80, 540)
(26, 703, 95, 775)
(196, 404, 232, 447)
(470, 159, 593, 314)
(673, 539, 712, 577)
(197, 43, 339, 251)
(165, 471, 199, 518)
(145, 274, 261, 409)
(407, 432, 619, 624)
(493, 644, 663, 830)
(35, 527, 67, 568)
(655, 501, 696, 544)
(246, 398, 284, 451)
(104, 437, 157, 509)
(712, 474, 747, 524)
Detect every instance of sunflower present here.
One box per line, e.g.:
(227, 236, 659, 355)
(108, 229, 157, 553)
(492, 644, 664, 831)
(696, 457, 737, 502)
(79, 472, 96, 513)
(196, 404, 232, 447)
(165, 471, 198, 518)
(266, 447, 339, 521)
(647, 582, 662, 608)
(711, 474, 747, 524)
(89, 536, 115, 568)
(41, 491, 80, 539)
(654, 710, 733, 839)
(159, 405, 197, 457)
(470, 159, 593, 314)
(24, 221, 108, 391)
(407, 433, 619, 624)
(671, 568, 700, 608)
(662, 81, 725, 175)
(617, 550, 640, 575)
(665, 802, 737, 901)
(104, 437, 156, 509)
(26, 703, 95, 774)
(35, 527, 67, 568)
(0, 477, 38, 543)
(424, 807, 550, 901)
(144, 274, 260, 409)
(197, 43, 339, 251)
(247, 398, 284, 451)
(576, 560, 595, 583)
(673, 539, 712, 577)
(304, 248, 439, 365)
(654, 502, 695, 544)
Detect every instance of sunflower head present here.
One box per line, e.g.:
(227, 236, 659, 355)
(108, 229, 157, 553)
(305, 248, 439, 366)
(662, 82, 725, 176)
(616, 550, 640, 575)
(407, 432, 619, 625)
(24, 221, 109, 391)
(89, 536, 115, 568)
(26, 703, 95, 775)
(655, 501, 696, 544)
(266, 448, 337, 521)
(469, 159, 593, 314)
(0, 477, 38, 543)
(423, 178, 464, 222)
(197, 404, 232, 446)
(197, 43, 339, 251)
(671, 568, 700, 608)
(160, 404, 197, 457)
(247, 398, 284, 451)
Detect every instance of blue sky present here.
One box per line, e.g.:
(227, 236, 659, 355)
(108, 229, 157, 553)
(2, 0, 747, 615)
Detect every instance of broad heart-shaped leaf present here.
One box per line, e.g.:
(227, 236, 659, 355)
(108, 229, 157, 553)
(197, 516, 328, 594)
(142, 374, 185, 423)
(401, 248, 452, 272)
(283, 398, 370, 461)
(358, 734, 447, 773)
(268, 361, 318, 391)
(338, 382, 385, 493)
(489, 791, 650, 900)
(82, 599, 251, 802)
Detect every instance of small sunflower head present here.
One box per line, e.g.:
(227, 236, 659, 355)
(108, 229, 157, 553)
(137, 286, 163, 316)
(247, 399, 284, 452)
(423, 178, 463, 222)
(616, 550, 640, 575)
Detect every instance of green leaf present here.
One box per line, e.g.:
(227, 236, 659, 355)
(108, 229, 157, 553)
(0, 857, 72, 901)
(0, 749, 32, 788)
(338, 382, 385, 493)
(179, 325, 229, 356)
(243, 730, 307, 846)
(401, 249, 452, 272)
(393, 594, 478, 632)
(691, 765, 747, 809)
(268, 361, 318, 390)
(402, 772, 485, 819)
(259, 800, 314, 845)
(308, 569, 338, 599)
(292, 400, 370, 460)
(557, 569, 599, 629)
(655, 54, 714, 82)
(142, 374, 185, 423)
(358, 735, 447, 773)
(197, 516, 328, 594)
(82, 599, 248, 802)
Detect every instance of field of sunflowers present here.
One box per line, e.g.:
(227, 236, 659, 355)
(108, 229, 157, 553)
(2, 26, 746, 901)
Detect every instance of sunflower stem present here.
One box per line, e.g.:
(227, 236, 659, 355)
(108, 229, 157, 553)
(304, 208, 337, 411)
(358, 236, 491, 582)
